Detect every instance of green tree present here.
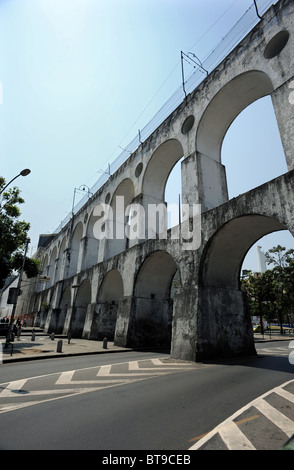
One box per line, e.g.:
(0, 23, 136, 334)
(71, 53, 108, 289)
(265, 245, 294, 268)
(241, 271, 274, 334)
(0, 177, 40, 288)
(242, 245, 294, 335)
(265, 246, 294, 333)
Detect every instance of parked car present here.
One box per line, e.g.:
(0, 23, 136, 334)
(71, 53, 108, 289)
(0, 323, 17, 337)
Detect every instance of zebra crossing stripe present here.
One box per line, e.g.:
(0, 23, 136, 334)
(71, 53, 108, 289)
(96, 364, 149, 377)
(218, 421, 255, 450)
(56, 369, 135, 384)
(0, 380, 28, 398)
(190, 379, 294, 450)
(275, 387, 294, 403)
(0, 358, 197, 415)
(129, 359, 193, 369)
(94, 359, 194, 377)
(54, 358, 192, 384)
(254, 400, 294, 438)
(55, 370, 75, 385)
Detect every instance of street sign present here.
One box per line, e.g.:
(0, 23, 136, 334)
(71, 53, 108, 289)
(7, 287, 21, 304)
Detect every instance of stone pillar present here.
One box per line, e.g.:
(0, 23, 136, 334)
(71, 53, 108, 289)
(196, 286, 256, 361)
(63, 306, 73, 336)
(59, 249, 70, 280)
(127, 193, 147, 248)
(181, 152, 228, 212)
(171, 285, 198, 362)
(45, 308, 61, 334)
(271, 79, 294, 170)
(171, 284, 256, 362)
(114, 296, 135, 348)
(130, 193, 166, 244)
(43, 283, 62, 332)
(78, 236, 88, 271)
(82, 302, 96, 339)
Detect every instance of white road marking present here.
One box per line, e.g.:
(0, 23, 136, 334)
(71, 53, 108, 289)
(0, 357, 197, 414)
(190, 379, 294, 450)
(218, 421, 255, 450)
(0, 379, 28, 397)
(254, 399, 294, 438)
(56, 368, 136, 384)
(275, 387, 294, 403)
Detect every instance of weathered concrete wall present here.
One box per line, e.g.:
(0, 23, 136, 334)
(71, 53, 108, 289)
(196, 287, 256, 361)
(272, 79, 294, 170)
(24, 171, 294, 361)
(171, 286, 199, 361)
(131, 298, 173, 348)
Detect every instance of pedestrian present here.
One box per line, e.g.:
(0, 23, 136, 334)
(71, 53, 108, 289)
(23, 317, 27, 328)
(17, 324, 21, 340)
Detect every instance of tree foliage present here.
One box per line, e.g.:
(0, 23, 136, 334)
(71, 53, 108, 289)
(0, 177, 40, 288)
(241, 245, 294, 334)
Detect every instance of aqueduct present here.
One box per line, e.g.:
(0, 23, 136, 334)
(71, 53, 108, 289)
(19, 0, 294, 361)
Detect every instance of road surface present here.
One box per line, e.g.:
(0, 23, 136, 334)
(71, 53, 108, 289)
(0, 341, 293, 450)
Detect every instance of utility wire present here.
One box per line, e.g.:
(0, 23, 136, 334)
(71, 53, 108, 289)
(96, 0, 243, 170)
(60, 0, 275, 229)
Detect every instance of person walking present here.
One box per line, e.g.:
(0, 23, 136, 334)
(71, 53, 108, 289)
(16, 323, 22, 341)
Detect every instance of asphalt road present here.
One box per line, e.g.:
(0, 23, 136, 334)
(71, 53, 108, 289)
(0, 342, 293, 451)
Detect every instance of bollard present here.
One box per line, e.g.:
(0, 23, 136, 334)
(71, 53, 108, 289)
(56, 340, 63, 353)
(68, 332, 72, 344)
(50, 332, 55, 340)
(4, 342, 13, 356)
(31, 330, 35, 341)
(103, 337, 108, 349)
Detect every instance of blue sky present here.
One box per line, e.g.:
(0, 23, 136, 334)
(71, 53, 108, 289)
(0, 0, 293, 271)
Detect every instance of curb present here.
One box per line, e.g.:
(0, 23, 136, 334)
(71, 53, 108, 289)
(1, 347, 133, 364)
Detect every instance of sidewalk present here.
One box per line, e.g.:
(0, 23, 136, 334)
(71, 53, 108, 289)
(254, 332, 294, 342)
(1, 330, 292, 364)
(0, 328, 132, 363)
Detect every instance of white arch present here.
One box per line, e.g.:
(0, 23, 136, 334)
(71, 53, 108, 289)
(196, 70, 274, 163)
(98, 269, 124, 302)
(142, 139, 184, 203)
(132, 250, 178, 347)
(201, 214, 286, 290)
(105, 178, 135, 259)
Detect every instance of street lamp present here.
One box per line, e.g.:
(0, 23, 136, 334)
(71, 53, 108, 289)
(72, 184, 93, 216)
(0, 168, 31, 195)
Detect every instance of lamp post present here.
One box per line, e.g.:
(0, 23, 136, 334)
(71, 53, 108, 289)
(6, 238, 30, 343)
(72, 184, 93, 216)
(0, 168, 31, 195)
